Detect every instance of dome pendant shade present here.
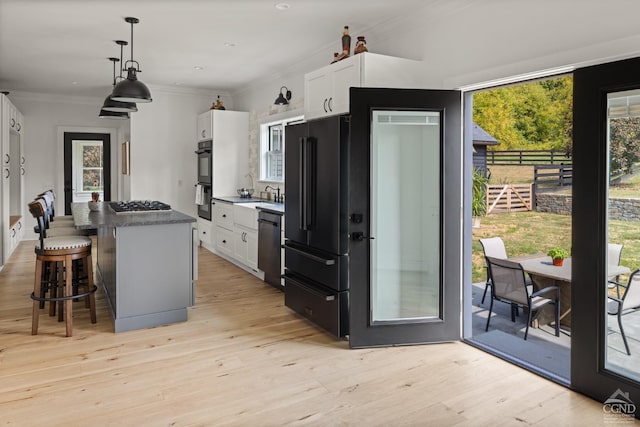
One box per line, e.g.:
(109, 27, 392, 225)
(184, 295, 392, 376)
(111, 67, 152, 103)
(101, 94, 138, 113)
(99, 109, 130, 119)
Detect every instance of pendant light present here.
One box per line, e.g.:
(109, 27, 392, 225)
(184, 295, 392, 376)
(99, 109, 129, 119)
(111, 17, 152, 103)
(101, 41, 138, 113)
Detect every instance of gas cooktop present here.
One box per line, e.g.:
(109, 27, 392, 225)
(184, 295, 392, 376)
(109, 200, 172, 214)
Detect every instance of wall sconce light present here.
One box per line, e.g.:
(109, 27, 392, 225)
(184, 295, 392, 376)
(274, 86, 292, 105)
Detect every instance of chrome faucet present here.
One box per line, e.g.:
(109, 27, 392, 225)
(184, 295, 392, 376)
(264, 185, 282, 202)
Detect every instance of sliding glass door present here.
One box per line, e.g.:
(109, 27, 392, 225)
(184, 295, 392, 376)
(573, 57, 640, 420)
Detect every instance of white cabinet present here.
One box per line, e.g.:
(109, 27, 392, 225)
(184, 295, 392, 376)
(196, 112, 212, 142)
(304, 52, 426, 120)
(197, 218, 213, 249)
(196, 110, 249, 197)
(232, 204, 258, 271)
(212, 201, 259, 272)
(213, 200, 234, 257)
(0, 94, 24, 265)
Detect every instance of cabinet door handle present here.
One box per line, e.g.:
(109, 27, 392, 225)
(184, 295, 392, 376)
(16, 123, 21, 131)
(10, 118, 15, 127)
(222, 214, 226, 218)
(222, 239, 227, 244)
(11, 229, 16, 237)
(17, 221, 22, 230)
(21, 167, 25, 176)
(21, 156, 25, 165)
(4, 154, 9, 164)
(328, 97, 333, 111)
(201, 130, 206, 138)
(323, 98, 328, 113)
(4, 169, 9, 178)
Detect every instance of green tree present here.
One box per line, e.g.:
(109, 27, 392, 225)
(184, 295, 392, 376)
(610, 117, 640, 175)
(473, 75, 573, 152)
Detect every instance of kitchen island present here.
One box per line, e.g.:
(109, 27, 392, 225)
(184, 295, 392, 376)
(72, 202, 197, 333)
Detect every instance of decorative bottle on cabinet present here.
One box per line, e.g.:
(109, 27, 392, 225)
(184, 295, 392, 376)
(341, 26, 351, 57)
(354, 36, 368, 54)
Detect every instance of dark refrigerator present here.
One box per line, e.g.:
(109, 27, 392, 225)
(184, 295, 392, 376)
(284, 116, 350, 337)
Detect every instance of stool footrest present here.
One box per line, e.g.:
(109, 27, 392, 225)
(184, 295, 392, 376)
(30, 285, 97, 303)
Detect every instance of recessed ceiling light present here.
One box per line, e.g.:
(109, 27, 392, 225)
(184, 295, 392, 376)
(194, 66, 204, 70)
(71, 81, 78, 85)
(224, 42, 236, 48)
(275, 3, 290, 10)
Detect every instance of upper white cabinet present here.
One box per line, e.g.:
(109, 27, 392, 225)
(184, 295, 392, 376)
(196, 109, 249, 197)
(304, 52, 426, 120)
(197, 112, 212, 142)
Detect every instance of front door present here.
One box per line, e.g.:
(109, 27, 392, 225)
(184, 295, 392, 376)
(63, 132, 111, 215)
(348, 88, 462, 347)
(573, 57, 640, 418)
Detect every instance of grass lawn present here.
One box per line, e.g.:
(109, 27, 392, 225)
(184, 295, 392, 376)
(471, 211, 640, 283)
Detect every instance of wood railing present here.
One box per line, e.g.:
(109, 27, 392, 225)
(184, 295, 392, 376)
(487, 150, 572, 165)
(533, 164, 573, 187)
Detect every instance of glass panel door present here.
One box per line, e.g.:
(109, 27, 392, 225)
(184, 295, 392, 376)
(348, 87, 461, 348)
(371, 110, 441, 322)
(73, 140, 103, 203)
(605, 90, 640, 383)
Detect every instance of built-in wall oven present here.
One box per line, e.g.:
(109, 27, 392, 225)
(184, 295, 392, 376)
(196, 140, 213, 220)
(196, 140, 212, 184)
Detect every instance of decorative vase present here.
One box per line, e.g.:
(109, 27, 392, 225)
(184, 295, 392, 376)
(552, 258, 564, 267)
(354, 36, 368, 54)
(341, 26, 351, 57)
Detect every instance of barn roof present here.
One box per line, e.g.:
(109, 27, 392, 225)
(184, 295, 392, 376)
(473, 123, 499, 146)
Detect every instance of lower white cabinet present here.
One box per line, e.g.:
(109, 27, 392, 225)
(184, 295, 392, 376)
(197, 218, 213, 249)
(8, 216, 22, 254)
(212, 201, 258, 272)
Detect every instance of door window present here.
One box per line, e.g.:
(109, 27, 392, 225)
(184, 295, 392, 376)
(370, 110, 442, 322)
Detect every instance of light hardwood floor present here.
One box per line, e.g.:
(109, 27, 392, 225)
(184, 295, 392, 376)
(0, 240, 615, 426)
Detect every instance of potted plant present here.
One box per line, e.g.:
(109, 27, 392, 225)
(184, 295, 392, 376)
(547, 247, 569, 266)
(472, 167, 487, 228)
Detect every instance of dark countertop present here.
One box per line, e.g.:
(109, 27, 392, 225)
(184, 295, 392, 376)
(71, 202, 196, 229)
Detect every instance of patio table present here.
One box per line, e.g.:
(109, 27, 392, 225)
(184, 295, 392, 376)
(508, 256, 630, 328)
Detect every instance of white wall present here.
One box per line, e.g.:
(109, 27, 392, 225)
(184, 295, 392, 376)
(129, 86, 229, 217)
(8, 92, 129, 240)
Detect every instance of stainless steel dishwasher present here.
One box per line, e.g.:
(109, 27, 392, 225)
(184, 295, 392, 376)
(257, 210, 283, 290)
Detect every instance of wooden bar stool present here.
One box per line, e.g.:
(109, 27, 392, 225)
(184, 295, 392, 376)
(28, 200, 97, 337)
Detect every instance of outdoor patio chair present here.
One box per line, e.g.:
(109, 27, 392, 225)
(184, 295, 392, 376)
(479, 237, 508, 304)
(608, 269, 640, 355)
(479, 237, 533, 306)
(485, 256, 560, 340)
(608, 243, 624, 287)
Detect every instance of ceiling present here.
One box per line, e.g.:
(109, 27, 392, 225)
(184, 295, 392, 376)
(0, 0, 430, 98)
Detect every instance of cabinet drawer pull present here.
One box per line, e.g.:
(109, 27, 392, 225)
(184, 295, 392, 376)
(4, 154, 9, 164)
(323, 98, 328, 113)
(4, 169, 9, 178)
(328, 97, 333, 111)
(21, 156, 25, 165)
(16, 123, 21, 131)
(10, 118, 15, 127)
(21, 167, 25, 176)
(201, 130, 206, 138)
(222, 239, 227, 244)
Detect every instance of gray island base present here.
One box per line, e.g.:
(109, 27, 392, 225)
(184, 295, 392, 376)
(72, 202, 196, 333)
